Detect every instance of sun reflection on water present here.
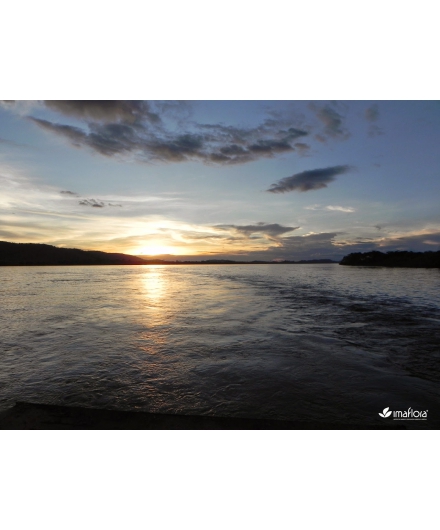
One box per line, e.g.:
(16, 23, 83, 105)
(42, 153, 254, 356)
(136, 266, 170, 347)
(141, 266, 167, 303)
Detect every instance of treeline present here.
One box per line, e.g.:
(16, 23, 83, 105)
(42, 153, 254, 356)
(340, 250, 440, 268)
(0, 242, 148, 266)
(0, 241, 339, 266)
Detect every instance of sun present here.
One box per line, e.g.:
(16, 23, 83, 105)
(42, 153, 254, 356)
(137, 245, 176, 256)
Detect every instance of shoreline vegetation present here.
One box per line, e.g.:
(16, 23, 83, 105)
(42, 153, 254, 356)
(340, 250, 440, 268)
(0, 241, 335, 266)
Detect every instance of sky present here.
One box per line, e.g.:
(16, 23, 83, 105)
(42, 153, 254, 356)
(0, 100, 439, 261)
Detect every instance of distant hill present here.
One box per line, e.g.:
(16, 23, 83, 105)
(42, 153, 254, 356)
(0, 241, 148, 266)
(0, 241, 340, 266)
(340, 250, 440, 268)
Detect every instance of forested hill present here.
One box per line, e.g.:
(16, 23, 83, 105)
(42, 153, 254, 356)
(0, 241, 148, 266)
(340, 250, 440, 268)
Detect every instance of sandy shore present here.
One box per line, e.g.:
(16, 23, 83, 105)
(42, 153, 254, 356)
(0, 402, 404, 429)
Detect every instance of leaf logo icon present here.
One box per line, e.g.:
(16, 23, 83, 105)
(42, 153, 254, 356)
(379, 407, 392, 418)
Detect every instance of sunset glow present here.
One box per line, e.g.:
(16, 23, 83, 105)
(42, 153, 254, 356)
(0, 101, 439, 261)
(137, 245, 179, 256)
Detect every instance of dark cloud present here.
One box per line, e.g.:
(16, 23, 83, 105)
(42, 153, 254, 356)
(43, 100, 161, 124)
(247, 139, 292, 154)
(285, 127, 309, 140)
(216, 222, 300, 238)
(267, 165, 352, 194)
(77, 198, 121, 208)
(27, 102, 310, 166)
(309, 103, 350, 141)
(29, 118, 87, 146)
(294, 142, 311, 155)
(146, 134, 205, 162)
(79, 199, 105, 208)
(60, 190, 78, 196)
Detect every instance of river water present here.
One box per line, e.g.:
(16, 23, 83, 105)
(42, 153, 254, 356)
(1, 264, 439, 427)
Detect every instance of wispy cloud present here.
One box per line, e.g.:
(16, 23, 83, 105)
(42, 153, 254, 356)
(365, 104, 383, 137)
(0, 137, 27, 148)
(267, 165, 352, 193)
(325, 205, 355, 212)
(305, 204, 355, 212)
(294, 142, 311, 156)
(365, 104, 379, 122)
(309, 102, 350, 141)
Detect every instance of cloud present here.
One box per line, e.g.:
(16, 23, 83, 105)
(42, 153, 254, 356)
(25, 102, 310, 166)
(309, 103, 350, 141)
(294, 142, 311, 156)
(368, 125, 383, 138)
(43, 100, 161, 124)
(114, 226, 340, 261)
(216, 222, 300, 238)
(192, 231, 344, 261)
(77, 198, 122, 208)
(0, 137, 26, 148)
(79, 199, 105, 208)
(255, 230, 440, 262)
(376, 231, 440, 251)
(325, 205, 355, 212)
(365, 104, 379, 122)
(60, 190, 78, 196)
(336, 230, 440, 254)
(365, 104, 383, 137)
(29, 118, 87, 146)
(304, 204, 355, 212)
(267, 165, 352, 193)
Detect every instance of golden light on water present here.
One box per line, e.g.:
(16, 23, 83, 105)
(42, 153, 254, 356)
(136, 267, 169, 352)
(141, 266, 166, 303)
